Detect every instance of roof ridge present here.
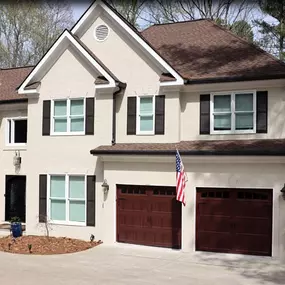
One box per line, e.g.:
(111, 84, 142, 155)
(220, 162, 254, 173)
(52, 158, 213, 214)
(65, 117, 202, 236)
(209, 19, 285, 68)
(142, 18, 210, 32)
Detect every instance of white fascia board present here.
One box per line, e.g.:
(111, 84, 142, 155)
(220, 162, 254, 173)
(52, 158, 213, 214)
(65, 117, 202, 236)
(18, 89, 39, 95)
(71, 0, 184, 86)
(160, 80, 185, 87)
(18, 29, 116, 95)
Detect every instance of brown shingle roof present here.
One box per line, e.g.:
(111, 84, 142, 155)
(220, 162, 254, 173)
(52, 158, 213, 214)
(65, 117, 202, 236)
(90, 139, 285, 156)
(0, 66, 34, 102)
(141, 19, 285, 83)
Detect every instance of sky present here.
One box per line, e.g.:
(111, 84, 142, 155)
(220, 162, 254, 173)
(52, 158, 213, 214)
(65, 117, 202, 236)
(72, 2, 92, 22)
(70, 1, 277, 37)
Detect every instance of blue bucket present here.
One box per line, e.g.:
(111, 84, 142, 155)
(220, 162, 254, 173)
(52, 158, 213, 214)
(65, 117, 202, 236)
(11, 223, 22, 238)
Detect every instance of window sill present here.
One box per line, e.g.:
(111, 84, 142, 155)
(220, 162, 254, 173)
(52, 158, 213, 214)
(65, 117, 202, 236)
(210, 130, 256, 135)
(3, 145, 27, 151)
(136, 132, 155, 136)
(48, 221, 86, 227)
(50, 132, 86, 137)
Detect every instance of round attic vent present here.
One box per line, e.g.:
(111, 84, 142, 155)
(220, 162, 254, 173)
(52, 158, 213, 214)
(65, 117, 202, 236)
(94, 24, 109, 41)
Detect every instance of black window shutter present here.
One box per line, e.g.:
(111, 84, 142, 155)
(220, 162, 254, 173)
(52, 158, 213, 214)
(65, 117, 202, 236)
(85, 97, 95, 135)
(200, 94, 210, 134)
(127, 97, 136, 135)
(256, 91, 268, 133)
(42, 100, 51, 136)
(39, 174, 47, 222)
(155, 95, 165, 135)
(87, 175, 96, 226)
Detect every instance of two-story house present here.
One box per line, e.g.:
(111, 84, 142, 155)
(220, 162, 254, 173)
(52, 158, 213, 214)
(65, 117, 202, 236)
(1, 0, 285, 260)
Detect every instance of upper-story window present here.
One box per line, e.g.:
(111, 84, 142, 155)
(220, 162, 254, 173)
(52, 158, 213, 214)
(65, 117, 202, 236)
(51, 98, 85, 135)
(137, 96, 155, 135)
(210, 91, 256, 134)
(6, 117, 27, 145)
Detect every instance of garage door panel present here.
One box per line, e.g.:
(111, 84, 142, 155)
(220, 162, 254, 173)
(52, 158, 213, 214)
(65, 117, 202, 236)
(151, 198, 175, 212)
(119, 227, 154, 246)
(236, 201, 271, 216)
(235, 217, 271, 235)
(119, 198, 149, 212)
(234, 234, 272, 256)
(198, 216, 232, 232)
(197, 232, 232, 252)
(153, 230, 181, 248)
(118, 212, 149, 228)
(197, 200, 232, 216)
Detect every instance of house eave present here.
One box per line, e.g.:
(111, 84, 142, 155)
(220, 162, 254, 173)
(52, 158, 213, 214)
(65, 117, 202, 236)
(90, 149, 285, 156)
(185, 74, 285, 85)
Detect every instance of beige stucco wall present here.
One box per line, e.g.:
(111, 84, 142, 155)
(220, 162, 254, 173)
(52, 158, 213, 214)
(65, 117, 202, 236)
(102, 157, 285, 260)
(79, 13, 181, 143)
(0, 104, 28, 223)
(23, 46, 112, 240)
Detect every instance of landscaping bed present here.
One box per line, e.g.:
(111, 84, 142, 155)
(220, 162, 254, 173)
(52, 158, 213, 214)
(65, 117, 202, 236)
(0, 235, 102, 255)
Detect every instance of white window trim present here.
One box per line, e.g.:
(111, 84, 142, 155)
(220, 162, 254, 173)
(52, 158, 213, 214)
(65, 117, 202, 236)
(5, 116, 28, 146)
(136, 95, 155, 135)
(50, 98, 86, 136)
(210, 90, 256, 135)
(47, 174, 87, 226)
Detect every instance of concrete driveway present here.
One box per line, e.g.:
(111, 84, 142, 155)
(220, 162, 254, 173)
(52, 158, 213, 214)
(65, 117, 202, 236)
(0, 243, 284, 285)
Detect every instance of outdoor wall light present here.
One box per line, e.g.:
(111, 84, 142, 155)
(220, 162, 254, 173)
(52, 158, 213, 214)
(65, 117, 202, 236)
(280, 184, 285, 199)
(102, 179, 109, 193)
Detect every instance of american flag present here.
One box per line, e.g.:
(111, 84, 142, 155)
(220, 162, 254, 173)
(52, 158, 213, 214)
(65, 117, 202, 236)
(176, 149, 187, 206)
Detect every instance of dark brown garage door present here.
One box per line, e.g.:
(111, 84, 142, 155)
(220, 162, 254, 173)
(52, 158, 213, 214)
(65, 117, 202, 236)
(196, 188, 273, 256)
(117, 185, 181, 249)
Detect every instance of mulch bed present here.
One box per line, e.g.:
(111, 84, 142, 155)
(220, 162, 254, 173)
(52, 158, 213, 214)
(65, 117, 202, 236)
(0, 235, 102, 255)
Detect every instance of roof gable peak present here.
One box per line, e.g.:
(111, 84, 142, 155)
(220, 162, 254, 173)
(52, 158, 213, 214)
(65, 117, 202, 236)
(18, 29, 119, 95)
(71, 0, 184, 86)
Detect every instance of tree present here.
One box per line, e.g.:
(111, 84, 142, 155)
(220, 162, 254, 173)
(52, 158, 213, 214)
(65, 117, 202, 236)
(0, 0, 74, 68)
(229, 20, 254, 42)
(107, 0, 147, 28)
(143, 0, 256, 25)
(255, 0, 285, 60)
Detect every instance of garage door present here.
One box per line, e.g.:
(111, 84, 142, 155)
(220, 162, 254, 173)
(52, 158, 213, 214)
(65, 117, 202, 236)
(117, 185, 181, 249)
(196, 188, 273, 256)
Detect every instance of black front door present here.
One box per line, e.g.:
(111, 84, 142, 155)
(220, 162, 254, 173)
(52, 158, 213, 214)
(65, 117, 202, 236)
(5, 176, 26, 222)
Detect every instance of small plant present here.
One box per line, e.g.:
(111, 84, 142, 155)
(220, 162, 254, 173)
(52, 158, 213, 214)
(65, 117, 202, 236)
(28, 244, 32, 253)
(38, 214, 53, 238)
(10, 216, 21, 224)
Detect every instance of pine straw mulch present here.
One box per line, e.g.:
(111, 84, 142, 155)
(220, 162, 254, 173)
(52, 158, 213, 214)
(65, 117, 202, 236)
(0, 235, 102, 255)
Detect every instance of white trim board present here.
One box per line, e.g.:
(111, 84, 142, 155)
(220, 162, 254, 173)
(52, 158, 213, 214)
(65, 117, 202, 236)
(71, 0, 184, 87)
(18, 30, 117, 95)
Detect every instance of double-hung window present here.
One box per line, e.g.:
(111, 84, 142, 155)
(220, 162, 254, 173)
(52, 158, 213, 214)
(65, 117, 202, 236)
(137, 96, 155, 134)
(49, 175, 86, 225)
(211, 91, 256, 134)
(52, 98, 85, 134)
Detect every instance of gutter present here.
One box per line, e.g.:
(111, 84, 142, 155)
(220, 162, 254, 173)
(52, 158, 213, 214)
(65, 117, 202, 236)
(90, 149, 285, 156)
(0, 98, 28, 105)
(185, 74, 285, 85)
(111, 82, 126, 145)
